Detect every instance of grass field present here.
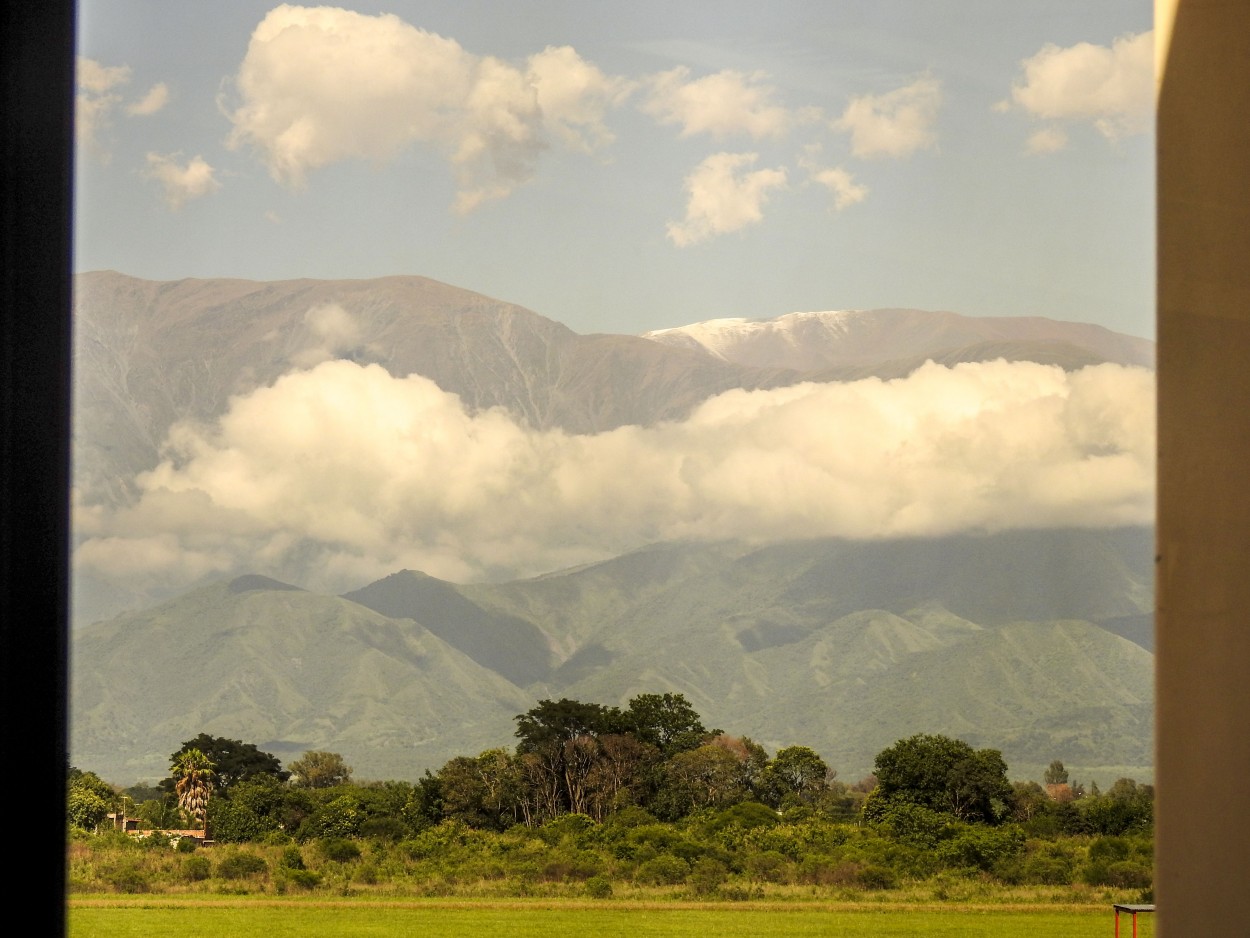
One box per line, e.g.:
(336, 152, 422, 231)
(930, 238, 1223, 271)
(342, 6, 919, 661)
(68, 897, 1157, 938)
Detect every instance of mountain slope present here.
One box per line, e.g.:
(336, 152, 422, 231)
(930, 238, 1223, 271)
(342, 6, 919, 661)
(70, 576, 532, 784)
(70, 528, 1153, 786)
(642, 308, 1155, 372)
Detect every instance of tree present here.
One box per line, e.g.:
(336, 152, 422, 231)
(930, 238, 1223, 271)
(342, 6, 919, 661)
(170, 748, 215, 831)
(161, 734, 287, 795)
(762, 745, 831, 807)
(514, 698, 623, 753)
(66, 767, 115, 831)
(625, 692, 712, 755)
(1044, 759, 1069, 786)
(868, 733, 1012, 825)
(288, 750, 353, 789)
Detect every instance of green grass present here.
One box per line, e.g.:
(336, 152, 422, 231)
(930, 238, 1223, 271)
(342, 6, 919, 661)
(69, 898, 1156, 938)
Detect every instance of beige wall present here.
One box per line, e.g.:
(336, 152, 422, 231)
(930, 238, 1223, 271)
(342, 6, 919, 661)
(1156, 1, 1250, 934)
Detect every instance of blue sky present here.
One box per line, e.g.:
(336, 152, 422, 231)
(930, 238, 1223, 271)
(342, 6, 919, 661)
(74, 1, 1155, 339)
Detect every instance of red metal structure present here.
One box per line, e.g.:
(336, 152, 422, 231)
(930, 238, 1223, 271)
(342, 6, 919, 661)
(1113, 903, 1155, 937)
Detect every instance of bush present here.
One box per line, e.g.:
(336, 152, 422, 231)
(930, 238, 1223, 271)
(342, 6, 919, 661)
(585, 876, 613, 899)
(181, 855, 212, 882)
(687, 858, 729, 895)
(636, 855, 689, 886)
(216, 852, 268, 880)
(856, 864, 898, 890)
(106, 862, 152, 893)
(282, 868, 323, 890)
(175, 836, 198, 853)
(318, 837, 362, 863)
(279, 845, 306, 870)
(360, 816, 408, 842)
(1084, 858, 1152, 889)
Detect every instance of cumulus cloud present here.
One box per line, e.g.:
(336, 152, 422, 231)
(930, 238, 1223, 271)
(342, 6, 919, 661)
(74, 358, 1155, 599)
(1026, 126, 1070, 154)
(290, 303, 364, 367)
(836, 75, 941, 159)
(76, 57, 132, 153)
(799, 148, 867, 210)
(1002, 31, 1153, 144)
(223, 6, 627, 212)
(667, 152, 788, 246)
(642, 67, 792, 138)
(144, 152, 221, 209)
(126, 82, 170, 117)
(527, 45, 635, 152)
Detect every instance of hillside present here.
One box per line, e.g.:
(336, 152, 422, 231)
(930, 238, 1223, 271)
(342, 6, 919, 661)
(71, 528, 1154, 787)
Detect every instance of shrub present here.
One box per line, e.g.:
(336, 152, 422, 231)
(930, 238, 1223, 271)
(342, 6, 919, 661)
(636, 855, 689, 886)
(360, 816, 408, 842)
(540, 813, 596, 845)
(216, 852, 268, 880)
(181, 855, 212, 882)
(175, 836, 198, 853)
(283, 868, 322, 890)
(106, 862, 152, 893)
(1088, 835, 1131, 862)
(585, 876, 613, 898)
(1084, 858, 1152, 889)
(279, 845, 306, 870)
(856, 864, 898, 890)
(687, 858, 729, 895)
(318, 837, 362, 863)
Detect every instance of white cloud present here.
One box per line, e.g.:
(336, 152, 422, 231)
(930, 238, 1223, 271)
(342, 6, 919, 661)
(1026, 126, 1070, 154)
(526, 45, 634, 153)
(802, 151, 868, 211)
(667, 152, 788, 246)
(1003, 31, 1153, 142)
(836, 76, 941, 159)
(642, 67, 792, 138)
(76, 57, 132, 153)
(75, 359, 1155, 599)
(144, 152, 221, 209)
(290, 303, 363, 366)
(223, 6, 627, 212)
(126, 82, 170, 117)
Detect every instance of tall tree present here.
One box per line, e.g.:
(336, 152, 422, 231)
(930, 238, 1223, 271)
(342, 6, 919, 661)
(514, 698, 623, 753)
(288, 750, 353, 789)
(625, 692, 712, 755)
(1044, 759, 1069, 785)
(868, 733, 1012, 824)
(763, 745, 831, 806)
(170, 748, 215, 831)
(161, 734, 288, 795)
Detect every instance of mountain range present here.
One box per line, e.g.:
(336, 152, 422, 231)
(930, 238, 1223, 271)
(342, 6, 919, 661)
(69, 271, 1156, 788)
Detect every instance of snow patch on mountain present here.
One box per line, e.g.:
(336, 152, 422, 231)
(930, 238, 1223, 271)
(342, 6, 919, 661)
(642, 310, 867, 363)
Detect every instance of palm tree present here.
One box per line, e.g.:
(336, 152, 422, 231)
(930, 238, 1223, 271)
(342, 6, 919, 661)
(171, 748, 215, 832)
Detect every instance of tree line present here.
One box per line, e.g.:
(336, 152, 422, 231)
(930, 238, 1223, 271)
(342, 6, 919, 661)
(68, 693, 1153, 846)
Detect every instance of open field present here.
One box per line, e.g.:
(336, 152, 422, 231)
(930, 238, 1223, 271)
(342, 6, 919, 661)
(69, 897, 1156, 938)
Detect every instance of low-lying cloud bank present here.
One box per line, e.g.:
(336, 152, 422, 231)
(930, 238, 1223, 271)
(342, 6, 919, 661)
(74, 359, 1155, 599)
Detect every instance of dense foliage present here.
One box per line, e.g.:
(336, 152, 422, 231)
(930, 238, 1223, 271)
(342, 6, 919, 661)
(67, 695, 1154, 900)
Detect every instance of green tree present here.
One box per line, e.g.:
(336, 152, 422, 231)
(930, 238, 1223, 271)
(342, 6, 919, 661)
(868, 733, 1011, 825)
(67, 766, 126, 831)
(625, 692, 712, 755)
(762, 745, 831, 807)
(288, 750, 353, 789)
(161, 734, 287, 795)
(514, 698, 624, 753)
(1044, 759, 1069, 786)
(170, 748, 215, 831)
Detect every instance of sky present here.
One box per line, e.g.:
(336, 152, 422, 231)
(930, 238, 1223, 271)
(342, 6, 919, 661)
(74, 1, 1156, 340)
(70, 2, 1158, 614)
